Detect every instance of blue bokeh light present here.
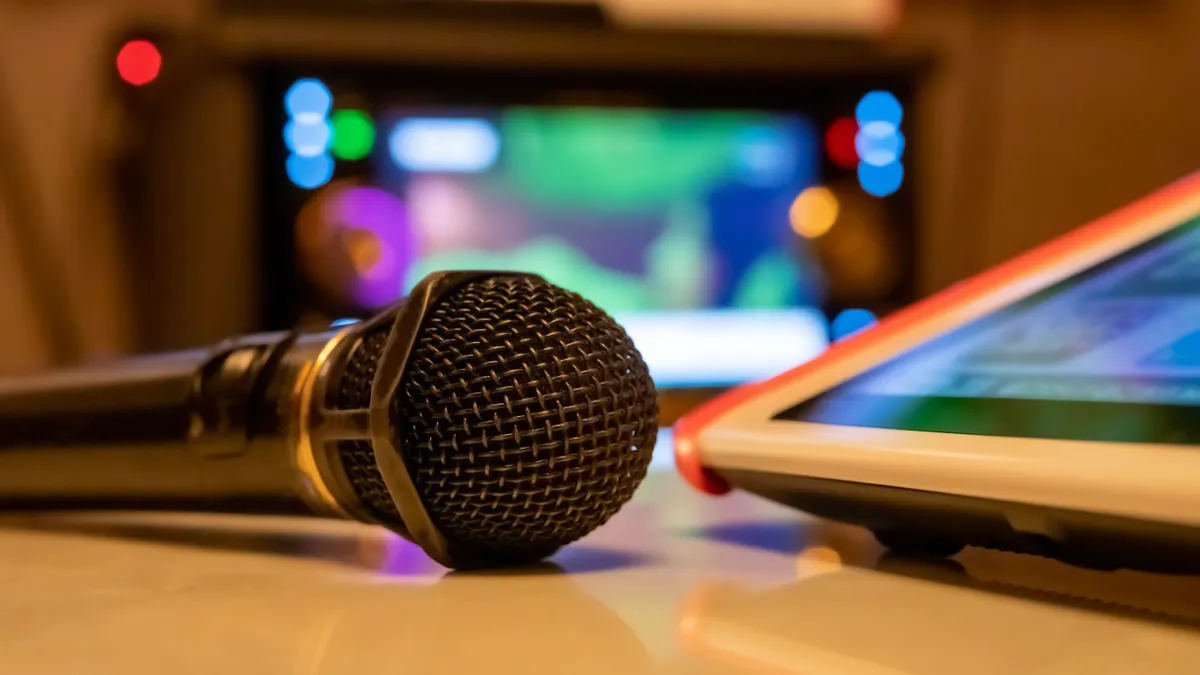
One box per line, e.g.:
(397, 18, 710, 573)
(285, 78, 332, 121)
(855, 91, 903, 126)
(389, 118, 500, 173)
(284, 118, 333, 158)
(330, 318, 361, 328)
(854, 91, 904, 197)
(855, 121, 905, 167)
(832, 308, 878, 341)
(857, 161, 904, 197)
(286, 152, 334, 189)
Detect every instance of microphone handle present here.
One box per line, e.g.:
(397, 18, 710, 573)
(0, 329, 344, 516)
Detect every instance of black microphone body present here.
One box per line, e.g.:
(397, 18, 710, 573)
(0, 271, 660, 568)
(0, 329, 333, 515)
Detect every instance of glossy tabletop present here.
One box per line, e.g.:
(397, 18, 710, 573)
(2, 470, 1199, 674)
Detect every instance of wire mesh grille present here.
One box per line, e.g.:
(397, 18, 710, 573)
(335, 276, 658, 563)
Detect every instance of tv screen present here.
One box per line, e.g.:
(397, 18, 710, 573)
(263, 74, 914, 390)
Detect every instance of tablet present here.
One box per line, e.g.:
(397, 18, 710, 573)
(675, 172, 1200, 572)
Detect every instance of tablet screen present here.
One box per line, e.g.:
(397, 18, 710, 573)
(777, 214, 1200, 444)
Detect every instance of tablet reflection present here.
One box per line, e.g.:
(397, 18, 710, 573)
(681, 532, 1200, 675)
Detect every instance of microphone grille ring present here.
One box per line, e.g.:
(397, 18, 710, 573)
(332, 327, 405, 522)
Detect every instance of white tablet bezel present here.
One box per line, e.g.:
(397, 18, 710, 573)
(675, 172, 1200, 528)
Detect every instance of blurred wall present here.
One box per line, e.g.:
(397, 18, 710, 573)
(902, 0, 1200, 291)
(0, 0, 1198, 371)
(0, 0, 200, 372)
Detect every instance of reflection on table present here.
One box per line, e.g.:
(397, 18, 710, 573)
(1, 473, 1197, 674)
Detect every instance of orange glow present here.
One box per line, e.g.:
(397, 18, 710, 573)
(342, 228, 385, 277)
(796, 545, 843, 578)
(789, 186, 839, 239)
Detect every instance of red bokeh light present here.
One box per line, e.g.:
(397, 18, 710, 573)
(825, 117, 859, 169)
(116, 40, 162, 86)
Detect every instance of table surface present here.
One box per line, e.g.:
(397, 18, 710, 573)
(3, 469, 1199, 674)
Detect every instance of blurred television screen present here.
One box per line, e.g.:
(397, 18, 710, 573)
(262, 71, 915, 389)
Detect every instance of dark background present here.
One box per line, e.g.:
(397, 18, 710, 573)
(0, 0, 1198, 374)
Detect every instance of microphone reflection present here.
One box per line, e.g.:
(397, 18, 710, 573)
(0, 514, 653, 675)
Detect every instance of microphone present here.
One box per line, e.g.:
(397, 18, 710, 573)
(0, 271, 660, 569)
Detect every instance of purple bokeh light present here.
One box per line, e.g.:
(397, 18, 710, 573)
(325, 185, 418, 309)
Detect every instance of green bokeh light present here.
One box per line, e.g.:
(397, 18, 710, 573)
(330, 109, 375, 161)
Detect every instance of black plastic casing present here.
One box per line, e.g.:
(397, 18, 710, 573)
(0, 328, 315, 513)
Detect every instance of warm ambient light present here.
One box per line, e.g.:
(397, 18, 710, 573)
(116, 40, 162, 86)
(796, 546, 844, 579)
(789, 186, 840, 239)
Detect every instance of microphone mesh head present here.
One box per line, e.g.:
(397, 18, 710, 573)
(335, 275, 658, 565)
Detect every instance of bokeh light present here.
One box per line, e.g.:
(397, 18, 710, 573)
(789, 186, 840, 239)
(295, 183, 417, 309)
(853, 91, 904, 197)
(330, 109, 376, 161)
(389, 118, 500, 173)
(855, 91, 903, 126)
(831, 308, 878, 340)
(855, 121, 905, 167)
(824, 117, 859, 169)
(285, 78, 333, 122)
(286, 153, 335, 189)
(116, 40, 162, 86)
(857, 161, 904, 197)
(284, 119, 333, 158)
